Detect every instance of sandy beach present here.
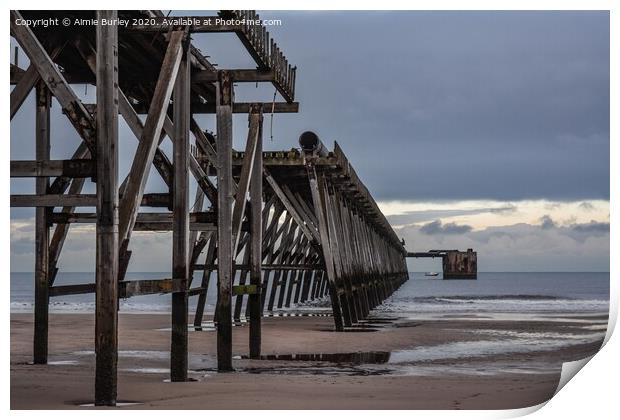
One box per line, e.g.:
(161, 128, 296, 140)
(10, 312, 605, 409)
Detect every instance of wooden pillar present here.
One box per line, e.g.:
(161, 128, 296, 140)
(33, 80, 50, 364)
(94, 10, 119, 406)
(170, 41, 190, 382)
(307, 165, 344, 331)
(216, 70, 234, 371)
(249, 106, 263, 358)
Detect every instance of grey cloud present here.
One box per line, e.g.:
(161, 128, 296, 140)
(11, 12, 610, 204)
(419, 220, 473, 235)
(540, 215, 557, 229)
(397, 219, 609, 271)
(570, 220, 609, 234)
(578, 201, 596, 211)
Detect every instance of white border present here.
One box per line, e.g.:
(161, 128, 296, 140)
(3, 1, 617, 419)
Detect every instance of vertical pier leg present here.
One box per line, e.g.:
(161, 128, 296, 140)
(307, 165, 344, 331)
(171, 42, 190, 382)
(249, 106, 263, 359)
(94, 10, 119, 406)
(216, 71, 234, 371)
(33, 81, 50, 364)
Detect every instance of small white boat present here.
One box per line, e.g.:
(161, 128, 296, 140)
(424, 272, 439, 277)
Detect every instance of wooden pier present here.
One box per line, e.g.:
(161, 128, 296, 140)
(10, 10, 409, 405)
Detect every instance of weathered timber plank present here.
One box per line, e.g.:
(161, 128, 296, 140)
(249, 121, 263, 357)
(48, 177, 86, 285)
(232, 105, 262, 253)
(193, 69, 275, 83)
(127, 101, 299, 114)
(118, 30, 185, 244)
(11, 159, 96, 178)
(11, 12, 96, 155)
(10, 42, 64, 120)
(264, 168, 319, 243)
(94, 11, 119, 406)
(11, 194, 97, 207)
(232, 284, 259, 296)
(50, 279, 183, 298)
(33, 81, 50, 364)
(171, 46, 191, 382)
(306, 164, 344, 331)
(216, 70, 234, 371)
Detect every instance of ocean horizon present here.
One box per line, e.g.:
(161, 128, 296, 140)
(11, 271, 610, 315)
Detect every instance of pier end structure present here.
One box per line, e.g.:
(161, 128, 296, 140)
(407, 249, 478, 279)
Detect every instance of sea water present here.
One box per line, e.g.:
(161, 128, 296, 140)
(376, 272, 609, 317)
(10, 271, 609, 316)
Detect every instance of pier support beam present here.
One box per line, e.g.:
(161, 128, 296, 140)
(94, 10, 119, 406)
(249, 105, 263, 358)
(307, 165, 344, 331)
(170, 41, 190, 382)
(33, 81, 50, 364)
(216, 70, 234, 371)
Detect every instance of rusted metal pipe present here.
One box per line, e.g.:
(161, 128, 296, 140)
(299, 131, 328, 157)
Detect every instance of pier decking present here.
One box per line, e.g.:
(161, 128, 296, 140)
(10, 10, 409, 405)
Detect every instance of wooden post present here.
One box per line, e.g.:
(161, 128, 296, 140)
(94, 10, 119, 406)
(249, 105, 263, 358)
(306, 165, 344, 331)
(171, 40, 190, 382)
(216, 70, 234, 371)
(33, 80, 50, 364)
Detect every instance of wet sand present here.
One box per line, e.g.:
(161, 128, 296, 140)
(10, 312, 605, 409)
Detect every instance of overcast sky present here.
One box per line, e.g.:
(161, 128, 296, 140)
(10, 11, 610, 272)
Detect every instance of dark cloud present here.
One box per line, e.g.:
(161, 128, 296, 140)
(578, 201, 596, 211)
(540, 215, 557, 229)
(419, 220, 473, 235)
(570, 220, 609, 234)
(11, 12, 609, 203)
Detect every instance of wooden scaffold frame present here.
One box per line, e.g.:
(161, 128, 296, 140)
(10, 9, 409, 406)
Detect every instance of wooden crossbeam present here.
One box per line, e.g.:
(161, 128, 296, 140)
(49, 279, 184, 298)
(232, 105, 262, 253)
(11, 194, 97, 207)
(125, 101, 299, 115)
(195, 102, 299, 114)
(11, 159, 95, 178)
(10, 42, 64, 121)
(48, 143, 90, 195)
(118, 30, 185, 244)
(49, 211, 217, 224)
(73, 32, 175, 192)
(10, 63, 25, 83)
(12, 193, 168, 209)
(190, 118, 217, 167)
(48, 178, 86, 286)
(189, 154, 218, 204)
(232, 284, 259, 296)
(264, 168, 319, 243)
(11, 11, 96, 155)
(193, 69, 276, 83)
